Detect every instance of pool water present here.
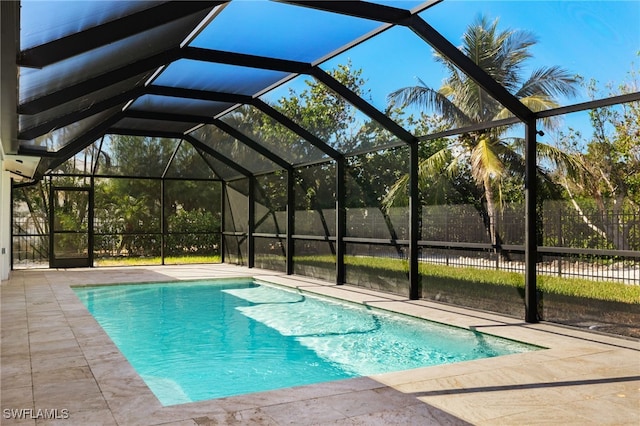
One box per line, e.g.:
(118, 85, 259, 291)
(73, 279, 538, 405)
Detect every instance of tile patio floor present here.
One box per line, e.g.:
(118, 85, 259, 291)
(1, 264, 638, 425)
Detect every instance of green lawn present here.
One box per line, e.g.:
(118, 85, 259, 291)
(295, 255, 640, 304)
(95, 255, 221, 267)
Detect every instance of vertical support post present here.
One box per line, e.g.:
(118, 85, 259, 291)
(248, 176, 255, 268)
(160, 178, 165, 265)
(88, 176, 94, 267)
(160, 141, 182, 266)
(336, 157, 346, 285)
(409, 141, 420, 300)
(444, 207, 449, 266)
(9, 178, 14, 271)
(286, 168, 295, 275)
(220, 182, 225, 264)
(48, 176, 54, 268)
(557, 204, 562, 277)
(524, 120, 539, 322)
(495, 212, 500, 270)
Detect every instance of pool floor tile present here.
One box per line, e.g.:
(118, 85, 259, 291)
(1, 265, 639, 425)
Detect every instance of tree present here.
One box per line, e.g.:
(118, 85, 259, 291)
(92, 135, 221, 258)
(386, 15, 580, 245)
(12, 181, 50, 263)
(557, 69, 640, 250)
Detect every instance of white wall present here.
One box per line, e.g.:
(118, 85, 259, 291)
(0, 0, 18, 281)
(0, 164, 10, 281)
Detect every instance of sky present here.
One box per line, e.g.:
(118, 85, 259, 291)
(266, 0, 640, 142)
(334, 1, 638, 104)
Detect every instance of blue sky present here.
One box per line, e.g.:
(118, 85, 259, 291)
(268, 0, 639, 141)
(423, 1, 639, 89)
(338, 1, 637, 104)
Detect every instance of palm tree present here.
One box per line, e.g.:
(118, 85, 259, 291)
(386, 15, 583, 246)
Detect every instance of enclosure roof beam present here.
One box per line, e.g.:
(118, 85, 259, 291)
(107, 127, 253, 179)
(31, 112, 125, 178)
(147, 85, 253, 105)
(17, 1, 223, 68)
(18, 48, 302, 139)
(252, 99, 342, 160)
(18, 112, 123, 160)
(534, 92, 640, 119)
(21, 47, 419, 146)
(210, 119, 292, 171)
(280, 1, 412, 24)
(183, 47, 311, 74)
(124, 109, 216, 125)
(18, 46, 303, 117)
(18, 48, 183, 115)
(183, 134, 252, 177)
(1, 0, 19, 154)
(194, 144, 226, 180)
(161, 139, 183, 179)
(174, 48, 417, 149)
(19, 86, 147, 140)
(416, 116, 522, 142)
(107, 128, 186, 139)
(310, 67, 416, 144)
(406, 15, 533, 122)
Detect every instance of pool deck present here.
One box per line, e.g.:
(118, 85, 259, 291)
(1, 264, 638, 425)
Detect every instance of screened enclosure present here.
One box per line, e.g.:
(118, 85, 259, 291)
(4, 0, 639, 337)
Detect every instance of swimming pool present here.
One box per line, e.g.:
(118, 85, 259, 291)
(73, 279, 539, 406)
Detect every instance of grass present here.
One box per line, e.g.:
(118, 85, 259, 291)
(295, 255, 640, 304)
(95, 255, 221, 267)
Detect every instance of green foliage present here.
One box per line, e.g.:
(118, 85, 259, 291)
(12, 182, 50, 261)
(583, 78, 640, 207)
(275, 62, 367, 151)
(347, 147, 409, 209)
(555, 64, 640, 251)
(95, 255, 220, 266)
(93, 177, 161, 256)
(110, 136, 178, 176)
(165, 209, 220, 256)
(39, 135, 224, 259)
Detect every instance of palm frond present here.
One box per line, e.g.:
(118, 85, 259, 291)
(470, 135, 504, 184)
(422, 174, 456, 205)
(535, 141, 589, 183)
(382, 147, 454, 211)
(419, 147, 453, 179)
(518, 94, 559, 111)
(493, 94, 564, 130)
(382, 173, 409, 211)
(493, 94, 562, 123)
(515, 66, 580, 99)
(509, 137, 588, 184)
(387, 84, 471, 126)
(462, 16, 537, 91)
(494, 29, 537, 91)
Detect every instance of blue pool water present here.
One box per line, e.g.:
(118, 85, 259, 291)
(73, 279, 538, 405)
